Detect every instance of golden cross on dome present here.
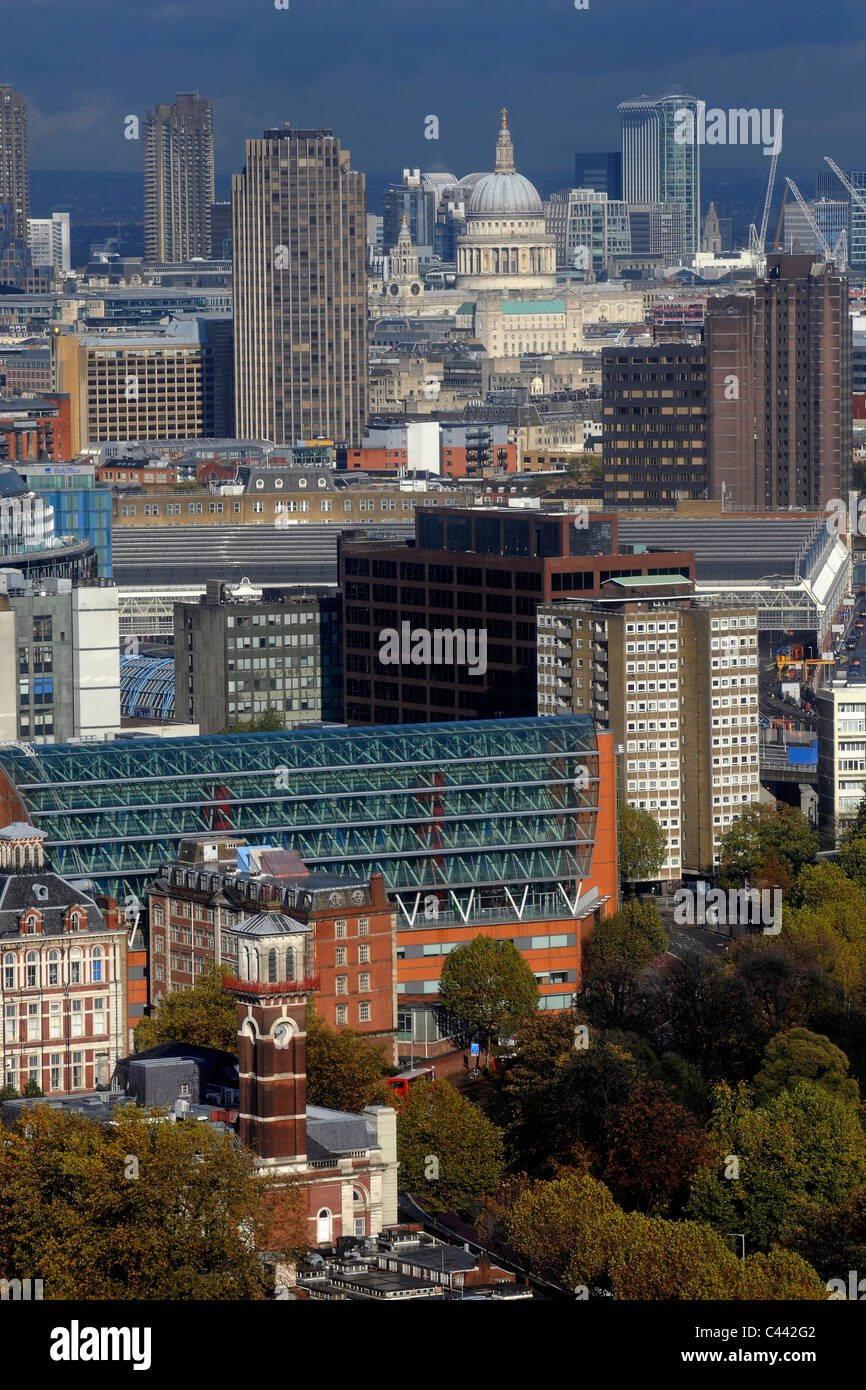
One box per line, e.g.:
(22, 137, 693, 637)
(501, 107, 508, 128)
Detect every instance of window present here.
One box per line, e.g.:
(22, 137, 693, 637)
(336, 1004, 348, 1025)
(359, 1001, 371, 1022)
(93, 998, 105, 1033)
(27, 1002, 40, 1041)
(71, 999, 84, 1037)
(3, 953, 14, 989)
(358, 918, 369, 934)
(4, 1004, 16, 1041)
(49, 1001, 61, 1039)
(335, 946, 346, 966)
(47, 949, 59, 985)
(336, 976, 347, 995)
(25, 952, 37, 988)
(91, 947, 103, 982)
(359, 973, 371, 992)
(358, 944, 370, 964)
(335, 921, 346, 940)
(71, 1052, 84, 1089)
(50, 1055, 62, 1091)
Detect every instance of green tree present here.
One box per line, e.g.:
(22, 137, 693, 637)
(583, 901, 667, 1026)
(393, 1079, 503, 1210)
(753, 1027, 859, 1107)
(305, 1004, 390, 1112)
(586, 900, 666, 970)
(718, 803, 818, 887)
(438, 934, 539, 1060)
(21, 1079, 43, 1098)
(133, 964, 238, 1054)
(619, 803, 667, 881)
(0, 1102, 307, 1299)
(837, 833, 866, 888)
(688, 1080, 866, 1251)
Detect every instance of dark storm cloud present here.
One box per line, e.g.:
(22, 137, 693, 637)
(5, 0, 866, 174)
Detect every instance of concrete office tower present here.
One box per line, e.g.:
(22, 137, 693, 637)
(538, 595, 760, 879)
(705, 255, 853, 509)
(0, 85, 28, 242)
(232, 124, 368, 448)
(143, 93, 214, 262)
(619, 95, 701, 256)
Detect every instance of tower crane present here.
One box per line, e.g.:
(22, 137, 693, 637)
(784, 177, 848, 270)
(748, 119, 782, 257)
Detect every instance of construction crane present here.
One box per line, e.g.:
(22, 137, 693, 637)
(784, 177, 848, 270)
(748, 123, 782, 257)
(824, 156, 866, 216)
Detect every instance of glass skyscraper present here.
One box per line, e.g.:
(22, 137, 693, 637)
(619, 95, 702, 256)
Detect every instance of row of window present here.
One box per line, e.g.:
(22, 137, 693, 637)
(3, 948, 105, 989)
(4, 997, 107, 1041)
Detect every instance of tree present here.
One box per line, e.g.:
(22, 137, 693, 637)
(688, 1080, 866, 1251)
(305, 1004, 390, 1112)
(784, 1186, 866, 1282)
(753, 1027, 859, 1107)
(506, 1170, 622, 1289)
(392, 1079, 503, 1210)
(0, 1102, 307, 1299)
(133, 964, 238, 1054)
(619, 804, 667, 881)
(607, 1213, 825, 1301)
(586, 900, 666, 970)
(582, 901, 667, 1026)
(837, 833, 866, 888)
(438, 934, 539, 1060)
(718, 804, 818, 888)
(21, 1079, 43, 1098)
(602, 1081, 712, 1215)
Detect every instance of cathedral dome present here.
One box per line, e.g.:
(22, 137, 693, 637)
(468, 170, 543, 216)
(466, 111, 543, 216)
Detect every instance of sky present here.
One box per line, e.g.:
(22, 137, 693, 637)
(3, 0, 866, 182)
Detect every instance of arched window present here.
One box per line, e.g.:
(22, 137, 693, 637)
(274, 477, 283, 489)
(242, 946, 251, 981)
(297, 476, 307, 489)
(285, 946, 295, 982)
(316, 1209, 332, 1245)
(268, 948, 278, 983)
(69, 947, 82, 985)
(47, 948, 59, 985)
(3, 953, 15, 989)
(69, 911, 81, 932)
(91, 946, 103, 983)
(25, 951, 37, 988)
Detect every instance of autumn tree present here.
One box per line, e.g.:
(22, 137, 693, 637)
(0, 1102, 307, 1299)
(133, 964, 238, 1054)
(392, 1078, 503, 1210)
(618, 803, 667, 882)
(438, 934, 539, 1059)
(305, 1003, 390, 1112)
(602, 1081, 712, 1215)
(505, 1170, 623, 1289)
(753, 1027, 860, 1107)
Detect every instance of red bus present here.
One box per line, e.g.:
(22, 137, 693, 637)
(386, 1066, 436, 1097)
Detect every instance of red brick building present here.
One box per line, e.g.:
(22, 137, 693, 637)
(147, 837, 397, 1061)
(0, 394, 71, 462)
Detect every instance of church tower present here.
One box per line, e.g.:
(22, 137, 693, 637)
(228, 912, 314, 1170)
(702, 202, 722, 253)
(384, 216, 424, 304)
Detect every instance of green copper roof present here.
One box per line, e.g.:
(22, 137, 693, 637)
(608, 574, 690, 587)
(455, 302, 476, 316)
(502, 300, 566, 315)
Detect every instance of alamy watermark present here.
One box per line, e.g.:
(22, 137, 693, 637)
(674, 104, 783, 157)
(673, 885, 782, 935)
(826, 493, 866, 537)
(379, 622, 487, 676)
